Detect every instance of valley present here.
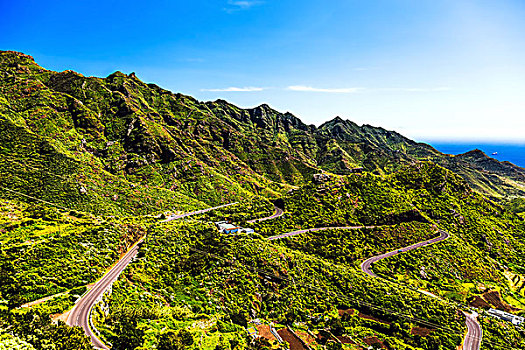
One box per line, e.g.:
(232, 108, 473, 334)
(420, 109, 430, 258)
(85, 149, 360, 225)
(1, 50, 524, 350)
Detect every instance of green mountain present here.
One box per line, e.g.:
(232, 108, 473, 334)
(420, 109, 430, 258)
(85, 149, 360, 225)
(1, 50, 524, 216)
(1, 51, 525, 350)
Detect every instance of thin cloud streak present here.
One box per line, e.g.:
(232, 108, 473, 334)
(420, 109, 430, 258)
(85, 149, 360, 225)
(201, 86, 265, 92)
(224, 0, 264, 12)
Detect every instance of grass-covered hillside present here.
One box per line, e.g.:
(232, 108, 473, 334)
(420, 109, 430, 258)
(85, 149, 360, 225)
(254, 163, 525, 307)
(94, 220, 465, 350)
(2, 162, 525, 349)
(1, 50, 524, 209)
(0, 199, 148, 308)
(1, 50, 525, 350)
(87, 163, 524, 350)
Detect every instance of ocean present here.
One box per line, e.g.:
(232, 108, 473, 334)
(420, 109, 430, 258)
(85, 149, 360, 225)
(427, 142, 525, 168)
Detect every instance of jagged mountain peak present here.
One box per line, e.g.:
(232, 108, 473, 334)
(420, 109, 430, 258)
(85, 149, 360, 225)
(1, 51, 525, 200)
(107, 71, 128, 79)
(0, 50, 35, 62)
(330, 116, 345, 123)
(256, 102, 273, 110)
(319, 116, 359, 129)
(249, 103, 280, 117)
(460, 149, 487, 158)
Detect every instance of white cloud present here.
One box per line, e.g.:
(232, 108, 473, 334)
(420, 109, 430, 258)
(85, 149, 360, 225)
(287, 85, 364, 93)
(201, 86, 265, 92)
(225, 0, 264, 12)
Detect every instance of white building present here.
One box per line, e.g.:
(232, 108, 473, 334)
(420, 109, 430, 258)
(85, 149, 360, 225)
(215, 221, 241, 233)
(488, 308, 524, 326)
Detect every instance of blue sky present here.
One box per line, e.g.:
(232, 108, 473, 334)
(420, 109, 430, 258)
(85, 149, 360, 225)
(2, 0, 525, 143)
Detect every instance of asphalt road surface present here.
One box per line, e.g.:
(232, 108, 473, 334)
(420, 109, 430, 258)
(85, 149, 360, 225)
(271, 225, 483, 348)
(358, 228, 483, 347)
(360, 230, 450, 277)
(162, 202, 238, 222)
(463, 312, 482, 350)
(69, 202, 239, 349)
(67, 240, 143, 349)
(247, 206, 284, 223)
(70, 208, 482, 349)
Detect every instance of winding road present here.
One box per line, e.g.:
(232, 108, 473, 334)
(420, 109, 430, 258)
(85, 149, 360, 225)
(463, 312, 482, 350)
(360, 229, 450, 277)
(358, 229, 482, 350)
(247, 206, 284, 223)
(69, 203, 238, 349)
(268, 225, 481, 349)
(71, 202, 482, 350)
(67, 239, 143, 349)
(162, 202, 239, 222)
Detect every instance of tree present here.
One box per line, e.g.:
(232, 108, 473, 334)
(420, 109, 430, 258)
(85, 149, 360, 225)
(178, 329, 194, 347)
(158, 331, 183, 350)
(158, 329, 193, 350)
(326, 341, 342, 350)
(110, 314, 144, 350)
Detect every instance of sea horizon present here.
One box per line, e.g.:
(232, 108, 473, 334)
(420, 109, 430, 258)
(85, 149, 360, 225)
(427, 142, 525, 168)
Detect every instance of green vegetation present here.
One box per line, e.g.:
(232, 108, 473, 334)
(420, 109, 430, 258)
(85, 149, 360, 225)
(192, 195, 275, 224)
(1, 51, 524, 349)
(505, 197, 525, 217)
(373, 164, 525, 309)
(0, 308, 91, 350)
(275, 223, 437, 268)
(1, 50, 524, 209)
(251, 171, 428, 237)
(479, 315, 525, 349)
(0, 200, 145, 307)
(0, 334, 36, 350)
(94, 221, 465, 349)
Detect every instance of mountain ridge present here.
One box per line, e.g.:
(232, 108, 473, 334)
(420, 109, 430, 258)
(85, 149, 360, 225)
(1, 50, 524, 212)
(2, 50, 525, 350)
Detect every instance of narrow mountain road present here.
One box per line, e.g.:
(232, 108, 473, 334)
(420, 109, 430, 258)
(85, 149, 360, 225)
(247, 206, 284, 223)
(67, 239, 143, 350)
(72, 205, 482, 349)
(70, 202, 238, 349)
(357, 228, 482, 349)
(360, 230, 450, 277)
(463, 312, 482, 350)
(162, 202, 238, 222)
(268, 225, 481, 347)
(267, 225, 376, 240)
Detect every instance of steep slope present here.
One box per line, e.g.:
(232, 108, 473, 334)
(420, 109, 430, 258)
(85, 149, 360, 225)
(1, 50, 525, 209)
(0, 51, 290, 213)
(416, 148, 525, 199)
(89, 163, 525, 350)
(0, 118, 206, 215)
(95, 220, 466, 350)
(252, 162, 525, 310)
(2, 51, 525, 349)
(316, 117, 525, 199)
